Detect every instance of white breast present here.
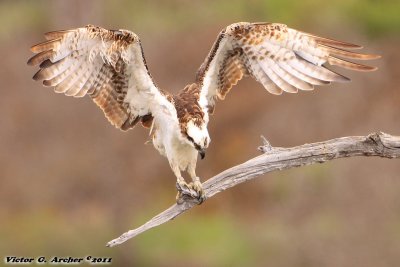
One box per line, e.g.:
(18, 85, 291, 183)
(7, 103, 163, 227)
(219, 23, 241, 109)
(170, 136, 198, 171)
(152, 114, 198, 172)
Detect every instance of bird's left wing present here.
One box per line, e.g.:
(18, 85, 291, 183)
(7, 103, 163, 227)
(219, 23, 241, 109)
(28, 25, 170, 131)
(196, 22, 380, 114)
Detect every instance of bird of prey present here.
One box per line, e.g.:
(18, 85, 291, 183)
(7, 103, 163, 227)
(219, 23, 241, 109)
(28, 22, 379, 203)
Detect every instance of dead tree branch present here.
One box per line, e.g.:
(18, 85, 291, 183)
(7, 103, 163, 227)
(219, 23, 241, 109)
(107, 132, 400, 247)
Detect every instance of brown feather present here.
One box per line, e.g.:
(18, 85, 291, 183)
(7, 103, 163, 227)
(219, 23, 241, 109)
(218, 50, 245, 100)
(319, 44, 381, 60)
(44, 30, 73, 40)
(174, 83, 205, 132)
(30, 38, 61, 53)
(42, 60, 78, 87)
(92, 83, 130, 128)
(301, 32, 363, 49)
(32, 69, 45, 81)
(121, 116, 141, 131)
(328, 56, 378, 71)
(27, 50, 54, 66)
(29, 24, 162, 132)
(39, 59, 55, 68)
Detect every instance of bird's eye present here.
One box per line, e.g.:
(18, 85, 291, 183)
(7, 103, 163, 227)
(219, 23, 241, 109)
(186, 135, 201, 150)
(187, 135, 194, 143)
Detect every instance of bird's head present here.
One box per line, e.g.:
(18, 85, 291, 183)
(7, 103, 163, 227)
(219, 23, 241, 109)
(184, 120, 210, 159)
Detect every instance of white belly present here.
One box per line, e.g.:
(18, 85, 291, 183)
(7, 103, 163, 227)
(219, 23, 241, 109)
(171, 139, 197, 171)
(152, 126, 197, 172)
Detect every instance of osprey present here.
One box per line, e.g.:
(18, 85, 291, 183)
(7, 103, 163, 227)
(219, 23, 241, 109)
(28, 22, 379, 203)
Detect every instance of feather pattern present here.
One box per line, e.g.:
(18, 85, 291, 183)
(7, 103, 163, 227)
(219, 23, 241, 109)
(197, 22, 380, 113)
(28, 22, 380, 200)
(28, 25, 171, 131)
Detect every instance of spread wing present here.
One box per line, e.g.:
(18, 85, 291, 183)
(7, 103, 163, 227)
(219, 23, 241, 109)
(196, 22, 380, 113)
(28, 25, 171, 130)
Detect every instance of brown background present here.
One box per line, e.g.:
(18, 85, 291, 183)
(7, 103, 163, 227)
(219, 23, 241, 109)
(1, 0, 399, 266)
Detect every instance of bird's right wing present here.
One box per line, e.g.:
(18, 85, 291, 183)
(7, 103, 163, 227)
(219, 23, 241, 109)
(28, 25, 172, 130)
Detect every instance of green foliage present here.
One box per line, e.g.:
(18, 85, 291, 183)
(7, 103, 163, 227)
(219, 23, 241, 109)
(0, 0, 398, 40)
(0, 209, 117, 257)
(0, 1, 47, 41)
(135, 214, 256, 266)
(346, 0, 400, 37)
(103, 0, 399, 37)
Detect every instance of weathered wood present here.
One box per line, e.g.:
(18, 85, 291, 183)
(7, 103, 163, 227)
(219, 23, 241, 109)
(106, 132, 400, 247)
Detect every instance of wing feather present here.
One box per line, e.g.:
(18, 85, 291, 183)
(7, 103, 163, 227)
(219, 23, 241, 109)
(319, 44, 380, 60)
(327, 56, 378, 71)
(279, 62, 328, 86)
(289, 56, 350, 82)
(259, 60, 298, 93)
(197, 22, 379, 113)
(300, 32, 363, 49)
(245, 56, 283, 95)
(30, 38, 61, 53)
(27, 50, 55, 66)
(267, 59, 313, 91)
(28, 25, 171, 131)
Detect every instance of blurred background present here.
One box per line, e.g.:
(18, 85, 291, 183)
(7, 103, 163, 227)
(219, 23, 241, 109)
(1, 0, 399, 266)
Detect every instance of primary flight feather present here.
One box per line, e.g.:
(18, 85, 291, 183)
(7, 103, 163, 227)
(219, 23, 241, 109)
(28, 22, 379, 203)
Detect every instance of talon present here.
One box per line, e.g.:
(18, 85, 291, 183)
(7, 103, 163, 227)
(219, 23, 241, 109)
(189, 179, 205, 204)
(176, 179, 197, 204)
(176, 180, 190, 193)
(175, 178, 205, 204)
(176, 191, 185, 204)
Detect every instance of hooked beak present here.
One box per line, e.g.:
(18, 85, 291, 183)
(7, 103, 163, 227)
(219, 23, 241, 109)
(198, 149, 206, 160)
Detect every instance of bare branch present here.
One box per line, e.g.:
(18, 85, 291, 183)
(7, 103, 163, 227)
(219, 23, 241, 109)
(106, 132, 400, 247)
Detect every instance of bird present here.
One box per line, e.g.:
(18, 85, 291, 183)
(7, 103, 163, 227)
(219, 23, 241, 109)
(28, 22, 379, 204)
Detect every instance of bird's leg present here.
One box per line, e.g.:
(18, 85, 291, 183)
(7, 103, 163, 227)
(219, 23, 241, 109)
(188, 164, 205, 204)
(172, 164, 197, 204)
